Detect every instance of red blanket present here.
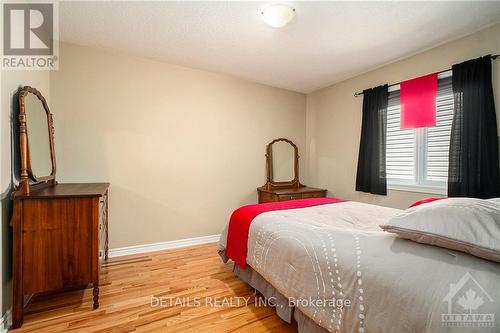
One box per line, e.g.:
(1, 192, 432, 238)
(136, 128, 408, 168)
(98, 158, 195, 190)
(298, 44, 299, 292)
(226, 197, 345, 269)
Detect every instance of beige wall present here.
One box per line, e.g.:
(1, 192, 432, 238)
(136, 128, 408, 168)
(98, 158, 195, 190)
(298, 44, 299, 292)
(305, 23, 500, 209)
(50, 43, 306, 249)
(1, 70, 50, 321)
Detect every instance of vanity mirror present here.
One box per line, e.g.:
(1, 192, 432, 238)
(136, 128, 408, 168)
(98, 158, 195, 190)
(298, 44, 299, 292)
(18, 86, 56, 193)
(267, 138, 299, 186)
(258, 138, 327, 203)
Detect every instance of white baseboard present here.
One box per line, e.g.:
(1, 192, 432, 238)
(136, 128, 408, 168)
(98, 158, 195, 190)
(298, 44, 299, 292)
(108, 234, 221, 258)
(1, 308, 11, 333)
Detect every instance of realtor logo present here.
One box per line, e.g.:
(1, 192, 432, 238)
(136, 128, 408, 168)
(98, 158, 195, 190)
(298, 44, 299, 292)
(2, 1, 58, 70)
(441, 272, 495, 328)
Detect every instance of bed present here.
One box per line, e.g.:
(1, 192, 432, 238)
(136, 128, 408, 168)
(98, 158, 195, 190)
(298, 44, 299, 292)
(218, 200, 500, 333)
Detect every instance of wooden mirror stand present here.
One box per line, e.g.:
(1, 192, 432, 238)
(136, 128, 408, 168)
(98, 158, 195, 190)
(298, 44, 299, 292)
(257, 138, 327, 203)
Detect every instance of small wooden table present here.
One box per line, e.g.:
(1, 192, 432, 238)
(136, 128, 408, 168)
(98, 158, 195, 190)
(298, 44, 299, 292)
(257, 186, 327, 203)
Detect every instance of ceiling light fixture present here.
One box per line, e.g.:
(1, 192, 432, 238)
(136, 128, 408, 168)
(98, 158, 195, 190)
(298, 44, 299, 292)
(261, 4, 295, 28)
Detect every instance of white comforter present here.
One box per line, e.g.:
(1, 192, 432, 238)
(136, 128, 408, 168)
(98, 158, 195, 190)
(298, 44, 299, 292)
(219, 201, 500, 333)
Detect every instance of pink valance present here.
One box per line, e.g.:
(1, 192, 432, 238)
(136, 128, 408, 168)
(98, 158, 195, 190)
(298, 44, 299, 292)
(400, 73, 438, 129)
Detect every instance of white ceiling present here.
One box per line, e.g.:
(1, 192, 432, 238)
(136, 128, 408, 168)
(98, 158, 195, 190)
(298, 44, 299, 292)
(59, 1, 500, 93)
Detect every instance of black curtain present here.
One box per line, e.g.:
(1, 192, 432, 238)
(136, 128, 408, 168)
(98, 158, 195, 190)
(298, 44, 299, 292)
(448, 55, 500, 198)
(356, 85, 389, 195)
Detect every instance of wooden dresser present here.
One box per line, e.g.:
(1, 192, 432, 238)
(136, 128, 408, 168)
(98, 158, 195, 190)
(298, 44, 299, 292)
(258, 138, 327, 203)
(258, 186, 327, 203)
(10, 86, 110, 329)
(11, 183, 109, 328)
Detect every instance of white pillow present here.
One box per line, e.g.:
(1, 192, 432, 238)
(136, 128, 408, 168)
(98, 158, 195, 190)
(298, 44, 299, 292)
(380, 198, 500, 263)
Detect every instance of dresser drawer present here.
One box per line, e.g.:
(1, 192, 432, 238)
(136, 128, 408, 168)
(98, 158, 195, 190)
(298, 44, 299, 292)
(278, 191, 326, 201)
(278, 194, 303, 201)
(258, 186, 327, 204)
(302, 191, 326, 199)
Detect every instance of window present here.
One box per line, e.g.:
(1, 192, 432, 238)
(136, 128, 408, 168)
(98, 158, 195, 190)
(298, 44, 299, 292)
(386, 74, 453, 194)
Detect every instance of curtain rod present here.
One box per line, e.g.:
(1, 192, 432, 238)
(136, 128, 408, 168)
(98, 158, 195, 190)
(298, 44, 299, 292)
(353, 54, 499, 97)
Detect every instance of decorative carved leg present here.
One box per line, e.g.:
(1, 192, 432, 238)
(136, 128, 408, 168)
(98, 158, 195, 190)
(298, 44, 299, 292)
(93, 284, 99, 309)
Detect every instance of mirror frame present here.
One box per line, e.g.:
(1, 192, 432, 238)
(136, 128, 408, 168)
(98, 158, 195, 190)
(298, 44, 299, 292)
(265, 138, 301, 189)
(18, 86, 56, 194)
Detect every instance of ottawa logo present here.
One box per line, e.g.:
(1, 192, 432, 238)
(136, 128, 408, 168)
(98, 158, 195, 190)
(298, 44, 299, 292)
(441, 272, 495, 328)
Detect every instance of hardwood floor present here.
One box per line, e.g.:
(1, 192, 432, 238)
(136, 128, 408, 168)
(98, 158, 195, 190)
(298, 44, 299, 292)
(11, 243, 297, 333)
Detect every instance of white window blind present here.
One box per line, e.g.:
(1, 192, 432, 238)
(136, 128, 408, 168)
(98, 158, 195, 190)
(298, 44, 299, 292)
(386, 75, 453, 194)
(386, 91, 415, 182)
(425, 78, 454, 183)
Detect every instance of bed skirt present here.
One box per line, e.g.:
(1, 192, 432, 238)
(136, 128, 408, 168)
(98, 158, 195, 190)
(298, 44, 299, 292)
(233, 264, 327, 333)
